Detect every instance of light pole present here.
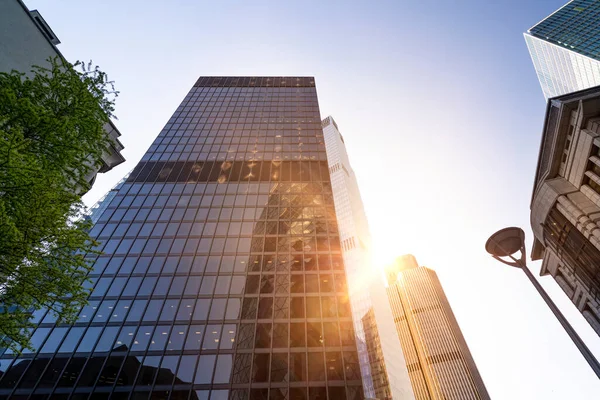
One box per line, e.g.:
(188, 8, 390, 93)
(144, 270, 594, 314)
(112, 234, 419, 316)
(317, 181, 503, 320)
(485, 227, 600, 379)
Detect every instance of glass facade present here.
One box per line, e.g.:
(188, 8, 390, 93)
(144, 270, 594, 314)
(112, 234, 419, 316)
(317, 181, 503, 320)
(0, 77, 363, 399)
(322, 117, 414, 400)
(525, 0, 600, 99)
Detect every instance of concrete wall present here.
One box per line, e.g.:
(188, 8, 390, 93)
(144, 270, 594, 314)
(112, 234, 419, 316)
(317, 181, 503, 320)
(0, 0, 59, 75)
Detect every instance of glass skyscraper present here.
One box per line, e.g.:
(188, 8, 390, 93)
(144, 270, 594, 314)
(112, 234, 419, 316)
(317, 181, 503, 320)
(0, 77, 364, 400)
(322, 117, 414, 400)
(525, 0, 600, 99)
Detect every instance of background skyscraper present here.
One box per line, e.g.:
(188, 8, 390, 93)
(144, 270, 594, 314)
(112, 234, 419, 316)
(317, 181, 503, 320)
(0, 77, 364, 399)
(322, 116, 414, 400)
(385, 255, 490, 400)
(524, 0, 600, 99)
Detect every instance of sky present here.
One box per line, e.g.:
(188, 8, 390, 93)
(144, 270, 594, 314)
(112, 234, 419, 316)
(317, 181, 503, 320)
(24, 0, 600, 398)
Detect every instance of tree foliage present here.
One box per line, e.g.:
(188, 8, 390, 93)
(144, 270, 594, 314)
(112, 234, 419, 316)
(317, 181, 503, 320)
(0, 57, 118, 351)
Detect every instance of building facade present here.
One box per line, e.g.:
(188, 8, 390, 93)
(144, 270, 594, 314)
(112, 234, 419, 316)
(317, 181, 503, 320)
(322, 117, 414, 400)
(530, 86, 600, 337)
(0, 0, 125, 188)
(0, 77, 364, 399)
(385, 255, 490, 400)
(524, 0, 600, 99)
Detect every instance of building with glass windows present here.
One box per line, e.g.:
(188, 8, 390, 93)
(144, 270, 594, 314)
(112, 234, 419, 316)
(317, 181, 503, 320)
(385, 255, 490, 400)
(322, 117, 414, 400)
(530, 86, 600, 337)
(0, 77, 365, 399)
(524, 0, 600, 100)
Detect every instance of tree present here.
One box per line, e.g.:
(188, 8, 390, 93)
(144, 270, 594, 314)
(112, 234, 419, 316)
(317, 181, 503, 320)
(0, 57, 118, 351)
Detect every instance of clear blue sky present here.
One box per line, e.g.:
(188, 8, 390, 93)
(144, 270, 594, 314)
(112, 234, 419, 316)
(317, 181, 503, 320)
(26, 0, 600, 398)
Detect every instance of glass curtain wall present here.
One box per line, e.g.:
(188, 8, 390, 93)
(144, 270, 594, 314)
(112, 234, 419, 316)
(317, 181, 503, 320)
(0, 77, 364, 400)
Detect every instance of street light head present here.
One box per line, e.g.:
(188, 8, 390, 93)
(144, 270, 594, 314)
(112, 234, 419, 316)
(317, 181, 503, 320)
(485, 227, 526, 268)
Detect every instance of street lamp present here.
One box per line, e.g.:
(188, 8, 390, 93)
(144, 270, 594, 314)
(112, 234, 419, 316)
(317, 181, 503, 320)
(485, 227, 600, 379)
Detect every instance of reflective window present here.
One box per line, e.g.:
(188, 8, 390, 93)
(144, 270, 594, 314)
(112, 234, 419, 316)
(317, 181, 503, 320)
(184, 276, 202, 295)
(94, 300, 116, 322)
(308, 352, 325, 381)
(209, 299, 226, 320)
(149, 325, 171, 351)
(202, 325, 221, 350)
(176, 299, 195, 321)
(57, 327, 85, 353)
(40, 327, 68, 353)
(290, 353, 306, 381)
(132, 326, 154, 351)
(167, 326, 187, 350)
(77, 327, 102, 352)
(136, 356, 160, 386)
(23, 327, 50, 354)
(159, 299, 179, 322)
(155, 355, 178, 386)
(185, 325, 204, 350)
(126, 299, 148, 322)
(95, 327, 120, 352)
(176, 355, 197, 384)
(110, 299, 132, 322)
(213, 355, 232, 384)
(193, 299, 210, 320)
(270, 353, 288, 382)
(195, 355, 216, 384)
(252, 354, 269, 383)
(114, 326, 137, 350)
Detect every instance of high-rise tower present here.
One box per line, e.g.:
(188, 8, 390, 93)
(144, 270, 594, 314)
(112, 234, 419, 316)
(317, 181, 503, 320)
(322, 117, 414, 400)
(525, 0, 600, 99)
(0, 77, 364, 400)
(385, 255, 490, 400)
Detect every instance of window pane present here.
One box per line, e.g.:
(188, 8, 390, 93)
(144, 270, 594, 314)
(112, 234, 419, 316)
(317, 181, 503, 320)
(57, 327, 85, 353)
(209, 299, 226, 320)
(110, 300, 132, 322)
(184, 325, 204, 350)
(193, 299, 210, 320)
(132, 326, 154, 351)
(40, 327, 68, 353)
(149, 326, 171, 351)
(95, 327, 120, 352)
(176, 355, 197, 384)
(143, 300, 163, 321)
(93, 300, 116, 322)
(159, 299, 179, 322)
(76, 327, 102, 352)
(123, 277, 142, 296)
(114, 326, 137, 351)
(194, 355, 216, 384)
(167, 326, 187, 351)
(184, 276, 202, 295)
(213, 355, 232, 384)
(155, 355, 179, 386)
(202, 325, 221, 350)
(126, 300, 148, 322)
(22, 328, 50, 354)
(136, 356, 160, 386)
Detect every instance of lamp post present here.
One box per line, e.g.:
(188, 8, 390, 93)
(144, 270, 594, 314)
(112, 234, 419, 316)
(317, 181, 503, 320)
(485, 227, 600, 379)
